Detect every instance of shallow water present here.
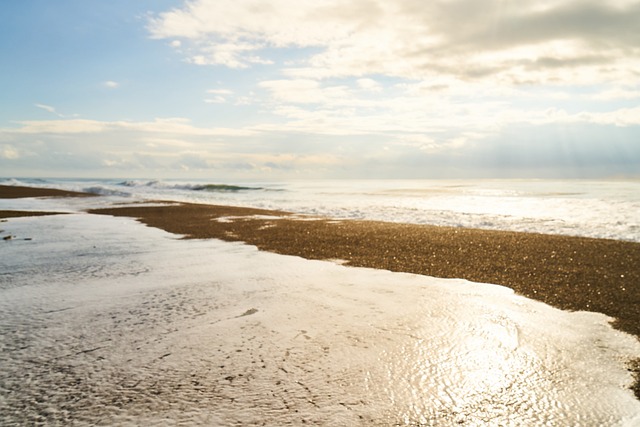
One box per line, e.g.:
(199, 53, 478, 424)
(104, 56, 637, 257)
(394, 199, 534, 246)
(1, 209, 639, 425)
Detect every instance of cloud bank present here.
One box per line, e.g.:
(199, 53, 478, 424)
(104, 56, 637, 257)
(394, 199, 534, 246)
(149, 0, 640, 85)
(2, 0, 639, 179)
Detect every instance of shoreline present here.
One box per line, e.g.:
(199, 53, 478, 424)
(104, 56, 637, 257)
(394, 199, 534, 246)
(0, 184, 97, 199)
(2, 184, 639, 398)
(89, 202, 640, 399)
(88, 203, 640, 335)
(0, 210, 68, 219)
(5, 205, 639, 424)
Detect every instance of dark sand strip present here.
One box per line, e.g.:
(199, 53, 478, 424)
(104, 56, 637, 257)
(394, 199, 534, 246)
(0, 211, 68, 219)
(0, 184, 95, 199)
(0, 185, 95, 219)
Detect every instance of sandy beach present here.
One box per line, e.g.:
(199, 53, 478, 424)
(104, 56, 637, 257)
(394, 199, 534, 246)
(87, 203, 640, 336)
(2, 184, 639, 424)
(89, 201, 640, 398)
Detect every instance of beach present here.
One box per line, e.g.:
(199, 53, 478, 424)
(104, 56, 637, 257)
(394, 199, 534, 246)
(89, 202, 640, 339)
(1, 184, 639, 425)
(0, 184, 96, 199)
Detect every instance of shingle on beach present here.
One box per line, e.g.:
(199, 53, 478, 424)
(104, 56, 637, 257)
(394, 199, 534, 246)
(88, 203, 640, 338)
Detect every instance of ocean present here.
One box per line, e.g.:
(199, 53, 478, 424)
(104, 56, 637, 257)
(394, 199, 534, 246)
(3, 177, 640, 241)
(1, 177, 640, 425)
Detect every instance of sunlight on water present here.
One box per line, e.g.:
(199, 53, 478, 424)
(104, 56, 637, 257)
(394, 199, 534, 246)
(377, 318, 541, 425)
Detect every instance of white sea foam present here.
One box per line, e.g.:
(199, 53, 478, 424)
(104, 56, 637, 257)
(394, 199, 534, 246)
(2, 177, 638, 242)
(1, 206, 639, 425)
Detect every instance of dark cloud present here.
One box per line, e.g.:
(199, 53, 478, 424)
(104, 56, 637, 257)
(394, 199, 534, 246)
(422, 1, 640, 51)
(397, 0, 640, 82)
(525, 55, 612, 70)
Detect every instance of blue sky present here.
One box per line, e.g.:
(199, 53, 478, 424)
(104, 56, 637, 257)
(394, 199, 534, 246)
(1, 0, 639, 180)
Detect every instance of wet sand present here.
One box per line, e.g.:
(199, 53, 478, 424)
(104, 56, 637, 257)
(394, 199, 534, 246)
(88, 203, 640, 335)
(0, 185, 94, 219)
(4, 212, 638, 424)
(1, 185, 638, 397)
(0, 184, 96, 199)
(0, 210, 68, 219)
(89, 202, 640, 398)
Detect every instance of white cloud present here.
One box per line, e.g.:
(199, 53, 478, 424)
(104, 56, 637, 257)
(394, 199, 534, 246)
(149, 0, 640, 85)
(0, 117, 273, 178)
(35, 103, 57, 114)
(207, 89, 234, 95)
(252, 75, 640, 147)
(142, 0, 640, 172)
(357, 78, 382, 92)
(204, 88, 234, 103)
(15, 119, 110, 134)
(1, 144, 20, 159)
(187, 42, 273, 68)
(580, 106, 640, 127)
(589, 86, 640, 101)
(8, 118, 256, 137)
(34, 103, 79, 118)
(2, 115, 637, 179)
(234, 96, 254, 106)
(103, 80, 120, 89)
(148, 0, 357, 46)
(142, 137, 194, 148)
(7, 0, 640, 179)
(259, 79, 345, 104)
(204, 96, 227, 104)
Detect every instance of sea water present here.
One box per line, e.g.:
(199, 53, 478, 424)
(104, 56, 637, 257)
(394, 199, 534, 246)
(3, 177, 639, 242)
(1, 210, 639, 425)
(1, 178, 640, 425)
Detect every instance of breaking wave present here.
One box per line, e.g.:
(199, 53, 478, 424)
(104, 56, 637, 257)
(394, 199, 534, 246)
(117, 180, 263, 192)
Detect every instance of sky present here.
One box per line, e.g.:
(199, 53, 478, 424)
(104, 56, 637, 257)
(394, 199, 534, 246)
(1, 0, 639, 180)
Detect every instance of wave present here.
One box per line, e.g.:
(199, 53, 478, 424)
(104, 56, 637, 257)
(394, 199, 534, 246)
(0, 178, 50, 186)
(118, 180, 161, 188)
(82, 186, 131, 197)
(116, 180, 263, 192)
(191, 184, 262, 192)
